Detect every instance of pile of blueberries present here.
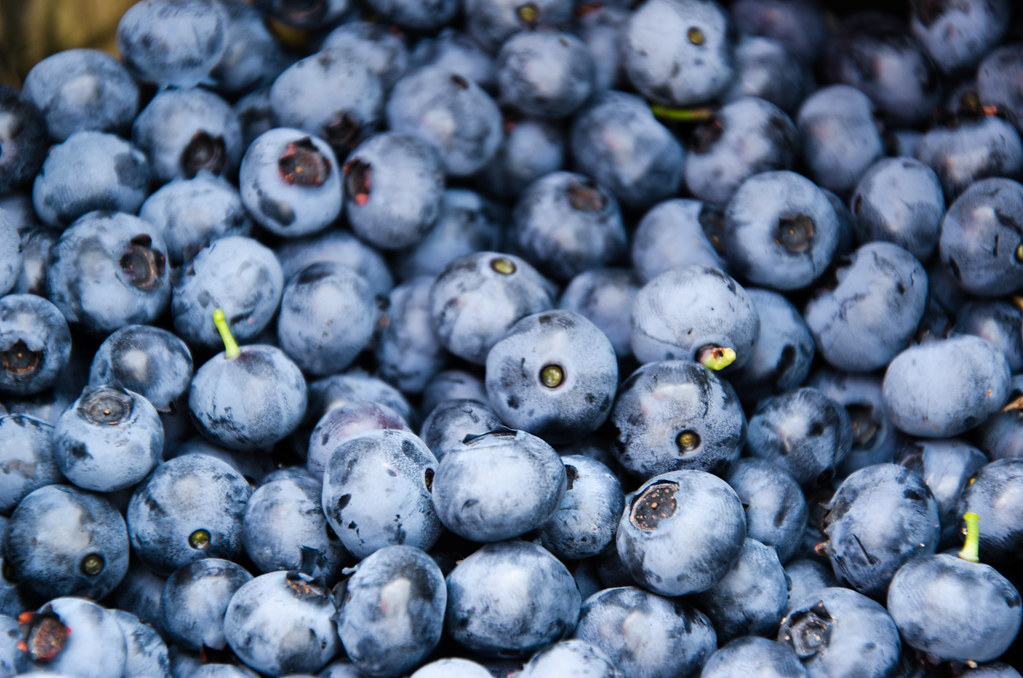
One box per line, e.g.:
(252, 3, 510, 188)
(1, 0, 1023, 675)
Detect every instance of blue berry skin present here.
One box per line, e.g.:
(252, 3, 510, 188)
(611, 360, 745, 479)
(463, 0, 575, 52)
(321, 429, 441, 560)
(496, 31, 594, 119)
(577, 3, 629, 94)
(188, 342, 307, 451)
(701, 636, 806, 678)
(726, 458, 808, 564)
(277, 229, 393, 301)
(375, 276, 447, 395)
(109, 560, 168, 634)
(797, 85, 884, 196)
(695, 538, 789, 642)
(882, 335, 1011, 438)
(570, 90, 685, 210)
(685, 97, 799, 206)
(139, 173, 252, 265)
(958, 458, 1023, 568)
(559, 267, 639, 360)
(0, 294, 71, 396)
(573, 586, 717, 678)
(519, 639, 619, 678)
(320, 21, 410, 91)
(729, 288, 815, 408)
(953, 300, 1023, 372)
(14, 597, 128, 678)
(622, 0, 735, 107)
(110, 608, 170, 678)
(88, 324, 193, 413)
(617, 469, 746, 596)
(252, 0, 350, 29)
(539, 455, 625, 561)
(223, 571, 339, 676)
(485, 310, 618, 444)
(938, 178, 1023, 297)
(723, 35, 811, 115)
(429, 251, 555, 365)
(47, 211, 170, 334)
(238, 128, 343, 238)
(849, 158, 945, 261)
(270, 50, 384, 162)
(242, 473, 348, 580)
(161, 558, 253, 651)
(631, 264, 760, 370)
(631, 199, 727, 283)
(336, 545, 447, 677)
(910, 0, 1010, 74)
(22, 48, 139, 141)
(386, 66, 502, 177)
(915, 114, 1023, 201)
(54, 385, 164, 493)
(10, 225, 53, 298)
(730, 0, 827, 64)
(410, 28, 497, 93)
(724, 170, 839, 291)
(343, 132, 445, 250)
(778, 587, 901, 678)
(277, 262, 377, 376)
(976, 374, 1023, 460)
(208, 0, 289, 94)
(475, 114, 566, 201)
(410, 658, 491, 678)
(512, 172, 626, 282)
(234, 87, 275, 149)
(783, 559, 837, 613)
(746, 387, 854, 489)
(395, 189, 504, 282)
(889, 553, 1021, 664)
(421, 370, 487, 419)
(418, 398, 502, 463)
(807, 370, 898, 477)
(431, 427, 566, 543)
(5, 485, 129, 602)
(898, 439, 987, 545)
(306, 401, 411, 480)
(126, 453, 253, 575)
(0, 87, 47, 194)
(32, 131, 150, 229)
(0, 414, 61, 514)
(0, 214, 22, 301)
(172, 235, 284, 350)
(804, 242, 928, 374)
(819, 463, 941, 599)
(116, 0, 228, 87)
(362, 0, 458, 31)
(306, 370, 415, 434)
(979, 44, 1023, 129)
(445, 540, 580, 657)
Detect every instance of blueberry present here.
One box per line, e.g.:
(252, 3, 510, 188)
(723, 35, 811, 114)
(223, 571, 339, 675)
(5, 485, 129, 602)
(0, 87, 47, 194)
(375, 276, 448, 394)
(208, 0, 289, 94)
(569, 90, 685, 210)
(47, 211, 170, 334)
(576, 3, 629, 94)
(462, 0, 575, 52)
(909, 0, 1011, 74)
(496, 31, 594, 119)
(110, 608, 170, 678)
(899, 439, 988, 546)
(14, 597, 127, 678)
(126, 452, 252, 575)
(539, 455, 625, 561)
(409, 28, 497, 92)
(54, 385, 164, 493)
(238, 128, 343, 238)
(335, 544, 446, 676)
(573, 586, 717, 678)
(320, 21, 410, 91)
(475, 112, 566, 200)
(116, 0, 229, 87)
(161, 558, 253, 651)
(729, 0, 827, 64)
(361, 0, 459, 32)
(518, 639, 619, 678)
(418, 398, 502, 462)
(700, 636, 807, 678)
(882, 335, 1011, 438)
(88, 324, 193, 414)
(978, 44, 1023, 129)
(276, 228, 393, 300)
(631, 199, 727, 283)
(321, 429, 441, 559)
(783, 559, 837, 613)
(409, 658, 491, 678)
(0, 294, 71, 396)
(444, 540, 580, 657)
(306, 370, 415, 434)
(32, 131, 150, 228)
(22, 48, 139, 141)
(420, 370, 488, 419)
(726, 458, 808, 564)
(558, 267, 639, 360)
(952, 299, 1023, 372)
(976, 374, 1023, 460)
(306, 401, 411, 480)
(0, 414, 61, 514)
(957, 458, 1023, 568)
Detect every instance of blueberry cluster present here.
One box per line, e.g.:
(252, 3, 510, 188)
(1, 0, 1023, 676)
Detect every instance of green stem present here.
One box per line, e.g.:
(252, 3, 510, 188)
(649, 105, 715, 123)
(213, 309, 240, 359)
(698, 346, 736, 371)
(958, 512, 980, 563)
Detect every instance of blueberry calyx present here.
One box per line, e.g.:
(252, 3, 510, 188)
(285, 571, 329, 601)
(17, 609, 69, 663)
(687, 26, 705, 46)
(698, 345, 737, 371)
(322, 111, 362, 160)
(692, 118, 724, 154)
(278, 137, 332, 188)
(630, 480, 679, 531)
(181, 131, 227, 179)
(776, 214, 815, 253)
(490, 256, 517, 275)
(781, 601, 834, 658)
(516, 3, 540, 27)
(79, 386, 133, 425)
(189, 529, 211, 550)
(676, 430, 701, 454)
(1, 340, 41, 378)
(343, 158, 372, 207)
(119, 235, 166, 291)
(566, 179, 608, 213)
(846, 403, 879, 448)
(79, 553, 105, 576)
(1014, 243, 1023, 263)
(539, 363, 565, 389)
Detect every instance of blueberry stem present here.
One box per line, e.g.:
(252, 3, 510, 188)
(649, 105, 715, 123)
(697, 346, 736, 371)
(213, 309, 240, 360)
(958, 511, 980, 563)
